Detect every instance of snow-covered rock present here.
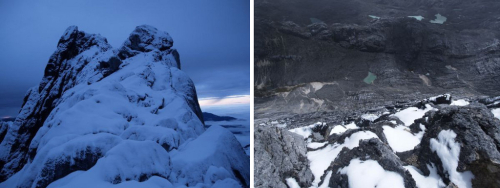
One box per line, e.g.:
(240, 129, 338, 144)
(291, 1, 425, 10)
(170, 125, 249, 187)
(259, 95, 500, 188)
(415, 104, 500, 188)
(0, 25, 248, 188)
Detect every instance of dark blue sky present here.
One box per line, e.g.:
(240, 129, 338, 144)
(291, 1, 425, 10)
(0, 0, 250, 117)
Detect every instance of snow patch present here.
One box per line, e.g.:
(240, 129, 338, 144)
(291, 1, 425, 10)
(491, 108, 500, 119)
(383, 124, 425, 152)
(404, 164, 445, 188)
(310, 82, 334, 92)
(428, 94, 451, 102)
(451, 99, 469, 106)
(408, 16, 424, 21)
(289, 122, 324, 139)
(361, 114, 379, 121)
(329, 122, 358, 135)
(392, 104, 435, 126)
(318, 171, 332, 188)
(308, 131, 378, 187)
(339, 158, 405, 188)
(430, 130, 474, 188)
(308, 142, 328, 149)
(286, 177, 301, 188)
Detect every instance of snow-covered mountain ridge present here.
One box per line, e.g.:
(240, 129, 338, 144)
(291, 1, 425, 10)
(255, 95, 500, 188)
(0, 25, 249, 188)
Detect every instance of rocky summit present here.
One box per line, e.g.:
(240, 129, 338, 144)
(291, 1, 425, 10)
(0, 25, 249, 188)
(254, 0, 500, 187)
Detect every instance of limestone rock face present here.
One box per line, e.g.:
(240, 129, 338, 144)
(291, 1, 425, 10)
(255, 0, 500, 119)
(254, 125, 313, 188)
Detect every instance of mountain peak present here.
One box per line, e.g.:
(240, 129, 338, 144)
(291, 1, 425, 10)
(0, 25, 247, 187)
(60, 25, 79, 41)
(118, 25, 180, 68)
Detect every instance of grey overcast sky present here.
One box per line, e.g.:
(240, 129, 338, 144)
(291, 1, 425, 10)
(0, 0, 250, 117)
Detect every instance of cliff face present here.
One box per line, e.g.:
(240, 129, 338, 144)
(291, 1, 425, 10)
(0, 25, 249, 188)
(254, 0, 500, 119)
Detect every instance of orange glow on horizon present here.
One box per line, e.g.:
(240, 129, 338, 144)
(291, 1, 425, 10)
(198, 95, 249, 107)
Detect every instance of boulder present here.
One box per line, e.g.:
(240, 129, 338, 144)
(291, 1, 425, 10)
(254, 125, 313, 188)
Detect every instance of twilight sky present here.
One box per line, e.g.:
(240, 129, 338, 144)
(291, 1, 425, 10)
(0, 0, 250, 118)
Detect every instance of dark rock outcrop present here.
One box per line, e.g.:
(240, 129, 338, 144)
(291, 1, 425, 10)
(254, 125, 313, 188)
(416, 104, 500, 187)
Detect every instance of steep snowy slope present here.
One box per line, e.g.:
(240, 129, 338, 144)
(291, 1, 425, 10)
(0, 25, 249, 188)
